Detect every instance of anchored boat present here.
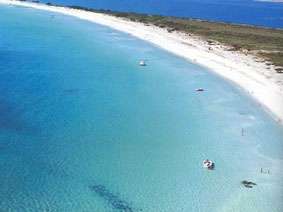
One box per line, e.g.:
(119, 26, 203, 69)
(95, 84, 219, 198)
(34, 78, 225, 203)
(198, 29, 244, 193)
(195, 88, 204, 92)
(203, 159, 214, 170)
(139, 60, 146, 66)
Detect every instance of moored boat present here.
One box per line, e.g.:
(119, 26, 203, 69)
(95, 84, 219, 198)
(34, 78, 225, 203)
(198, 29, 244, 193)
(203, 159, 214, 170)
(195, 88, 204, 91)
(139, 60, 146, 66)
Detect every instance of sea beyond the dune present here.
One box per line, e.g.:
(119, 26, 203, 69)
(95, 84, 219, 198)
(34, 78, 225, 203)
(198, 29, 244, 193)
(29, 0, 283, 28)
(0, 3, 283, 212)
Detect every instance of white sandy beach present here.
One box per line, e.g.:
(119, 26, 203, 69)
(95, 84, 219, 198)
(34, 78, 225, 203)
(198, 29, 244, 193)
(1, 0, 283, 123)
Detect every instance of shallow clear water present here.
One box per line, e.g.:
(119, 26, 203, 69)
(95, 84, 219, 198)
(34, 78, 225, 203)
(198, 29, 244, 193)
(0, 5, 282, 212)
(31, 0, 283, 28)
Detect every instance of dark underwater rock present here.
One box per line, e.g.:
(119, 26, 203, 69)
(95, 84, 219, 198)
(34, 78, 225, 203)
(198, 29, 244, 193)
(89, 184, 142, 211)
(241, 180, 257, 188)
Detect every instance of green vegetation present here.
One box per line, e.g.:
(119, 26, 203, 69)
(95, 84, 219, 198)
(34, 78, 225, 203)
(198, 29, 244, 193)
(92, 10, 283, 67)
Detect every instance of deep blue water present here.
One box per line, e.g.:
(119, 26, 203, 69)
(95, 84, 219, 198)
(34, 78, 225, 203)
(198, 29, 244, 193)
(31, 0, 283, 28)
(0, 4, 283, 212)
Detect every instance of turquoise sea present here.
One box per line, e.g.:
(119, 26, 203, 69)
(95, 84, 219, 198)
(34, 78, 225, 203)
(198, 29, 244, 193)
(0, 4, 282, 212)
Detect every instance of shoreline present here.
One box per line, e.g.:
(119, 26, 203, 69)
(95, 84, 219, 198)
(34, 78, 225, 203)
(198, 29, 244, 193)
(1, 0, 283, 124)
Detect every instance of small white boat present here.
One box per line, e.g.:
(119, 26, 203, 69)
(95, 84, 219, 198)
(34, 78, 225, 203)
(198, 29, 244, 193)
(195, 88, 204, 92)
(203, 159, 214, 170)
(139, 61, 146, 66)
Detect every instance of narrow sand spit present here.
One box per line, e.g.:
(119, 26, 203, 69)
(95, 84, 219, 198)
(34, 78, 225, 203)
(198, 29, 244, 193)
(1, 0, 283, 123)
